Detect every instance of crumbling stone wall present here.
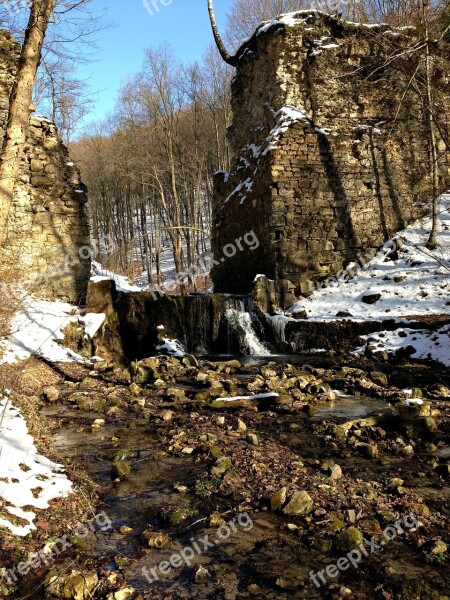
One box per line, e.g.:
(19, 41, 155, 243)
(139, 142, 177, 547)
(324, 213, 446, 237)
(212, 12, 450, 305)
(0, 30, 90, 302)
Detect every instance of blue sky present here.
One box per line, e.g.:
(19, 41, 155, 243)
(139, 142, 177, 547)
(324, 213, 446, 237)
(76, 0, 232, 130)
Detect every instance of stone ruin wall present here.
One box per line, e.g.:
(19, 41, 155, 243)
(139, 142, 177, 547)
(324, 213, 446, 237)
(0, 30, 90, 302)
(213, 12, 450, 306)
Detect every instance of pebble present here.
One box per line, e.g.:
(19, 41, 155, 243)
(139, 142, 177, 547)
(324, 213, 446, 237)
(247, 433, 259, 445)
(195, 565, 210, 583)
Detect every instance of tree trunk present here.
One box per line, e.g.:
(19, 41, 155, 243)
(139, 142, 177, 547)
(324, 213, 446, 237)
(0, 0, 55, 246)
(207, 0, 237, 66)
(423, 0, 440, 250)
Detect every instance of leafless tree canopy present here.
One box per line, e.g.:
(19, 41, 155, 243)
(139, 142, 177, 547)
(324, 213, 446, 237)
(71, 45, 232, 291)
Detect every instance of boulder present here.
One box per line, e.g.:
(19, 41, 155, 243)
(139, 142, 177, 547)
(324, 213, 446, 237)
(282, 491, 314, 516)
(335, 527, 364, 552)
(43, 385, 60, 402)
(361, 293, 382, 304)
(45, 571, 98, 600)
(211, 456, 233, 477)
(111, 462, 131, 479)
(143, 531, 170, 548)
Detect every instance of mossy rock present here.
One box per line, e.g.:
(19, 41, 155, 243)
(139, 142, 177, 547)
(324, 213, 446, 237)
(108, 449, 132, 462)
(357, 442, 379, 458)
(398, 401, 432, 421)
(311, 538, 333, 552)
(68, 392, 88, 405)
(69, 535, 91, 549)
(208, 445, 222, 459)
(216, 360, 241, 373)
(211, 456, 232, 477)
(0, 580, 14, 597)
(409, 503, 430, 518)
(45, 570, 98, 600)
(168, 507, 194, 525)
(282, 491, 314, 516)
(93, 399, 107, 413)
(370, 371, 388, 386)
(143, 531, 170, 548)
(111, 462, 131, 479)
(335, 526, 364, 551)
(402, 417, 439, 439)
(328, 517, 345, 532)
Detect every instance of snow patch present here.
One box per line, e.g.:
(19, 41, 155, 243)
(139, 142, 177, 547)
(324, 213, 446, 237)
(91, 261, 143, 293)
(0, 298, 86, 365)
(401, 398, 424, 406)
(156, 338, 186, 358)
(216, 392, 279, 402)
(79, 313, 106, 339)
(0, 392, 72, 536)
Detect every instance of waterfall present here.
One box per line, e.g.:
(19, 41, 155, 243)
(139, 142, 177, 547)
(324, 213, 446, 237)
(185, 294, 273, 356)
(225, 300, 272, 356)
(268, 314, 290, 343)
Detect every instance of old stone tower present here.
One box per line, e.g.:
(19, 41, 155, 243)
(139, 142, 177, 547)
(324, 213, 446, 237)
(0, 30, 90, 302)
(212, 11, 450, 305)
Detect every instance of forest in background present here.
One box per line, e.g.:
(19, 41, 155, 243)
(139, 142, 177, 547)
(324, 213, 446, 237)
(71, 47, 231, 289)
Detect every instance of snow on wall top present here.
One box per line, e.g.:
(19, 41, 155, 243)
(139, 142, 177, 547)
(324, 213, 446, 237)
(235, 10, 416, 62)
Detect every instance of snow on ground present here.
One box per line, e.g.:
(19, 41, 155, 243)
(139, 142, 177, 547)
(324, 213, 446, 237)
(284, 194, 450, 366)
(0, 298, 106, 536)
(216, 392, 279, 402)
(356, 326, 450, 366)
(290, 195, 450, 321)
(0, 297, 87, 366)
(91, 261, 143, 292)
(0, 391, 73, 536)
(156, 338, 187, 358)
(78, 313, 106, 339)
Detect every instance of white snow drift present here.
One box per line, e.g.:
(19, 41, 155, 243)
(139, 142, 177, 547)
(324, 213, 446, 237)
(0, 392, 73, 536)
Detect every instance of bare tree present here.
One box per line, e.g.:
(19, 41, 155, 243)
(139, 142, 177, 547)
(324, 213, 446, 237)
(0, 0, 103, 245)
(207, 0, 237, 65)
(35, 56, 93, 142)
(225, 0, 308, 47)
(0, 0, 55, 246)
(422, 0, 440, 249)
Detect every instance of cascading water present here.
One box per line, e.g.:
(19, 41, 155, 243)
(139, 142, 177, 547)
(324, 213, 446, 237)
(183, 294, 274, 356)
(224, 298, 273, 356)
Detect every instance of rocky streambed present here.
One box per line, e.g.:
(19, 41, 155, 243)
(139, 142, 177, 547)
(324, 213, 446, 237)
(4, 353, 450, 599)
